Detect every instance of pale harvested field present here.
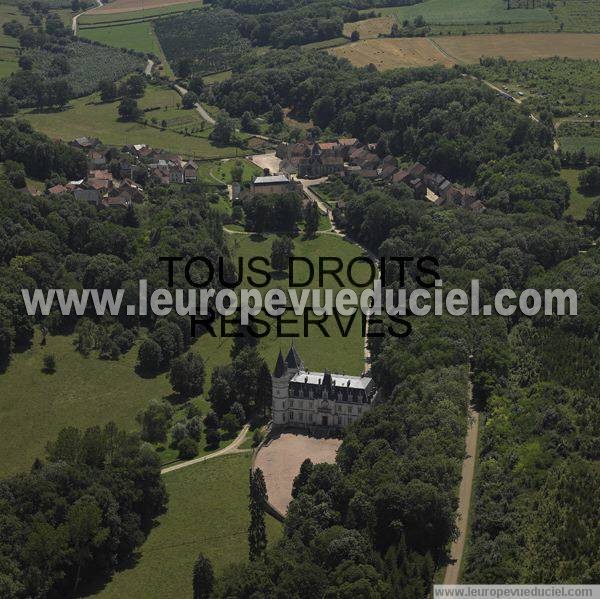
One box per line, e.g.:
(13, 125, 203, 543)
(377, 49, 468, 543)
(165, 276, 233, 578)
(329, 37, 454, 69)
(329, 33, 600, 70)
(254, 432, 342, 515)
(343, 16, 394, 40)
(438, 33, 600, 63)
(93, 0, 200, 14)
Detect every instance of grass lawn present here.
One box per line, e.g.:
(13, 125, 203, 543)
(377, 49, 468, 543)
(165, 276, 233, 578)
(0, 56, 17, 78)
(88, 453, 283, 598)
(561, 168, 597, 220)
(209, 158, 263, 184)
(559, 136, 600, 155)
(204, 70, 233, 84)
(302, 37, 350, 50)
(0, 330, 171, 479)
(16, 85, 243, 159)
(226, 231, 370, 375)
(80, 21, 162, 55)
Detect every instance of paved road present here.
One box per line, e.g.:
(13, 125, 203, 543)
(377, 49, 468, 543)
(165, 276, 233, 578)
(160, 424, 250, 475)
(72, 0, 103, 34)
(443, 378, 479, 585)
(173, 84, 216, 125)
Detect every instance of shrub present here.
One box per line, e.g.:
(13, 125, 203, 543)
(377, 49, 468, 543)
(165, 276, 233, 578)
(205, 428, 220, 448)
(43, 354, 56, 373)
(177, 436, 199, 459)
(186, 415, 202, 441)
(222, 413, 239, 435)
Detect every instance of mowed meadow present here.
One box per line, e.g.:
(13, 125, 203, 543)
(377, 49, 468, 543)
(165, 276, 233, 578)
(330, 33, 600, 69)
(88, 454, 283, 598)
(18, 84, 242, 159)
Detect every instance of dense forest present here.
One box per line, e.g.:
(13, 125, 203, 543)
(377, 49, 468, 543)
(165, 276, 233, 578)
(213, 51, 566, 216)
(0, 423, 167, 597)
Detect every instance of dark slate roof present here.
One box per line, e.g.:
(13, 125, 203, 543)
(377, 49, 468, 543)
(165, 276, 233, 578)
(285, 342, 304, 370)
(273, 350, 286, 377)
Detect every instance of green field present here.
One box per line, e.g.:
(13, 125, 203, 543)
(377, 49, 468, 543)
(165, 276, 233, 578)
(561, 168, 598, 220)
(200, 158, 263, 184)
(203, 70, 233, 84)
(0, 331, 171, 479)
(377, 0, 600, 34)
(16, 84, 243, 159)
(79, 0, 202, 25)
(0, 324, 249, 479)
(0, 56, 17, 78)
(225, 231, 369, 375)
(559, 136, 600, 155)
(302, 37, 350, 50)
(80, 20, 162, 54)
(379, 0, 552, 26)
(89, 453, 283, 598)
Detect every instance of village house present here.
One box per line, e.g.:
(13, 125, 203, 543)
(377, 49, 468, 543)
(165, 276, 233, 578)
(250, 173, 303, 197)
(74, 189, 101, 205)
(70, 137, 101, 151)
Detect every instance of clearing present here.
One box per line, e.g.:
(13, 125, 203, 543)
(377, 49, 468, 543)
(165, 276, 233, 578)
(0, 325, 246, 480)
(561, 169, 598, 220)
(329, 37, 453, 69)
(18, 84, 243, 159)
(329, 33, 600, 70)
(254, 432, 342, 515)
(343, 16, 394, 39)
(88, 453, 283, 598)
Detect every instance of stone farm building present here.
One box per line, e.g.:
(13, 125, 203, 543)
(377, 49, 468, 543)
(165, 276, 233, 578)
(271, 343, 379, 431)
(250, 174, 303, 197)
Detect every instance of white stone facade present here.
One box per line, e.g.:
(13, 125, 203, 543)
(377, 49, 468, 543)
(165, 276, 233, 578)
(271, 344, 378, 430)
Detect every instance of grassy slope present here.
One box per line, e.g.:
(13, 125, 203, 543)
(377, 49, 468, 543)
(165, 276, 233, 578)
(559, 136, 600, 155)
(379, 0, 552, 26)
(0, 325, 247, 479)
(0, 331, 170, 479)
(226, 232, 369, 375)
(17, 85, 242, 158)
(561, 168, 597, 220)
(89, 453, 283, 598)
(80, 20, 162, 55)
(79, 0, 202, 25)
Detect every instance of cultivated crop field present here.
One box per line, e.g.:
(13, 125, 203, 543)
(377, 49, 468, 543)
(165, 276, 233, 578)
(91, 0, 201, 15)
(80, 21, 162, 54)
(79, 0, 201, 24)
(438, 33, 600, 64)
(329, 37, 454, 69)
(330, 33, 600, 70)
(343, 16, 394, 39)
(154, 9, 251, 75)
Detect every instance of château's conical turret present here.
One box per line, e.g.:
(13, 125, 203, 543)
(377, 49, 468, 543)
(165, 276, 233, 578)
(273, 350, 286, 378)
(285, 341, 304, 371)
